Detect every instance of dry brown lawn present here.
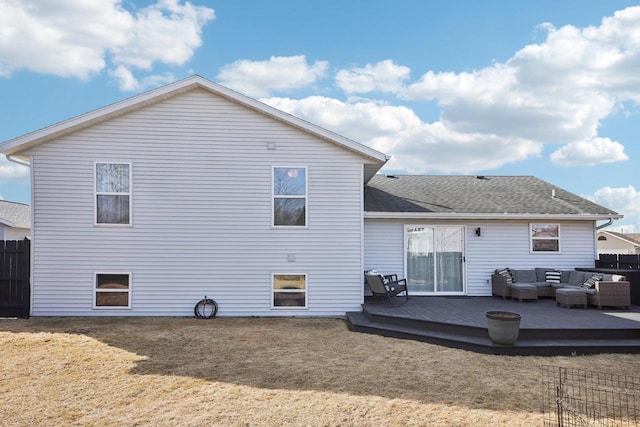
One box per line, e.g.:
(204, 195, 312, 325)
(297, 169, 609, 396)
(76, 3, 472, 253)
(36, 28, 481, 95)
(1, 317, 639, 426)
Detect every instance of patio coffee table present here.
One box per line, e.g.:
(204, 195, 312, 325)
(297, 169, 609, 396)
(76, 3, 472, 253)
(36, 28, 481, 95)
(556, 288, 588, 308)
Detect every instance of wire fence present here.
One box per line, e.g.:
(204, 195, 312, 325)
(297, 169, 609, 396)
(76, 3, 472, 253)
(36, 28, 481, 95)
(542, 365, 640, 426)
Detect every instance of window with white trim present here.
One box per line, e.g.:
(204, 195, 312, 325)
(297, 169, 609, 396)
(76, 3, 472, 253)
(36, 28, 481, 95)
(530, 223, 560, 252)
(94, 273, 131, 308)
(272, 274, 307, 308)
(273, 167, 306, 227)
(95, 162, 131, 225)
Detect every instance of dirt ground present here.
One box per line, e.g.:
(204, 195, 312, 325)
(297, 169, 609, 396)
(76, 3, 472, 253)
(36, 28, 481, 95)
(1, 317, 639, 426)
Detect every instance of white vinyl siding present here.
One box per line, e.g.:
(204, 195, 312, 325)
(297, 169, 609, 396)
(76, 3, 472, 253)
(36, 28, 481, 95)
(365, 219, 597, 296)
(25, 88, 366, 316)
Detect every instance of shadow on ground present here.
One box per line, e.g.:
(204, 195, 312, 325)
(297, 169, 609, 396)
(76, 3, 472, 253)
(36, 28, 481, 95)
(4, 316, 636, 414)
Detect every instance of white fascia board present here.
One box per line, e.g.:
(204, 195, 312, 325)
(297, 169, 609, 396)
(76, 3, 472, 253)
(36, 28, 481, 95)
(1, 75, 389, 166)
(364, 212, 624, 221)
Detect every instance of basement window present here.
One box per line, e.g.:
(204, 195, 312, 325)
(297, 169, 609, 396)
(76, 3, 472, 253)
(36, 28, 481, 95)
(272, 274, 307, 308)
(94, 273, 131, 309)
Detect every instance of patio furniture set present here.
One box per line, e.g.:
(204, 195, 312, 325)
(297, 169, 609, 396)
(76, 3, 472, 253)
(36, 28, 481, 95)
(492, 267, 631, 309)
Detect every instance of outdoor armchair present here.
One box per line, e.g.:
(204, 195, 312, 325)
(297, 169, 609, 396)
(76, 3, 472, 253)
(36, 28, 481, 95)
(364, 272, 409, 306)
(587, 280, 631, 309)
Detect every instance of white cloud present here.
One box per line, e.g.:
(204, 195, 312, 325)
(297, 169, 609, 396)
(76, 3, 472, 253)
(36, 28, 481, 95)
(264, 96, 541, 173)
(209, 6, 640, 174)
(550, 137, 628, 166)
(335, 60, 410, 94)
(608, 224, 636, 233)
(0, 156, 30, 181)
(0, 0, 214, 85)
(108, 66, 176, 91)
(110, 0, 214, 70)
(590, 186, 640, 224)
(368, 6, 640, 168)
(217, 55, 329, 97)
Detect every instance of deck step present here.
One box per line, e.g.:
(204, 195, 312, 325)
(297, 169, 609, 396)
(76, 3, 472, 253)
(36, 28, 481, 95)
(346, 311, 640, 356)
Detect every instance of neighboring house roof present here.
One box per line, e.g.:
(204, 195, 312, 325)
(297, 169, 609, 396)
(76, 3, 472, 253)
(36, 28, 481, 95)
(0, 75, 388, 182)
(364, 175, 622, 220)
(598, 230, 640, 247)
(0, 200, 30, 228)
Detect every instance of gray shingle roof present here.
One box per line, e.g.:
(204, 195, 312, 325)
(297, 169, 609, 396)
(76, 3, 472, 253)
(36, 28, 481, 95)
(0, 200, 30, 228)
(364, 175, 619, 216)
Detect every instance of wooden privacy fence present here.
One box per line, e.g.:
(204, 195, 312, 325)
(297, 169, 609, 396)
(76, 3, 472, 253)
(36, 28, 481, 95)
(0, 239, 30, 318)
(597, 253, 640, 270)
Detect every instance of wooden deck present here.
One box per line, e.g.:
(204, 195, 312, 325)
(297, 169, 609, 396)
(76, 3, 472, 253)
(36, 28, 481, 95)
(346, 296, 640, 355)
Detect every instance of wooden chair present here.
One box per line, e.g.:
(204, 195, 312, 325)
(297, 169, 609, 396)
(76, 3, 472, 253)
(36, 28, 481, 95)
(364, 272, 409, 306)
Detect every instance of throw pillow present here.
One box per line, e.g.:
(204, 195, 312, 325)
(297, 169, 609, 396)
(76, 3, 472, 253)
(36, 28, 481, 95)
(496, 268, 513, 284)
(582, 275, 601, 289)
(545, 270, 561, 284)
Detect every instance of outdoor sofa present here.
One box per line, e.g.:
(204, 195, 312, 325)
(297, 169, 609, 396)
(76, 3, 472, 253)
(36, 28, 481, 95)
(491, 268, 631, 309)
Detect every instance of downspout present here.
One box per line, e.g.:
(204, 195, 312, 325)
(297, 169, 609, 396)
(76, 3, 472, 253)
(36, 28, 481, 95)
(596, 218, 614, 230)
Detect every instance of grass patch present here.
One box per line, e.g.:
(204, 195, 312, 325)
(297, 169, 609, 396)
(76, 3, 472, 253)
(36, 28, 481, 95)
(1, 317, 639, 426)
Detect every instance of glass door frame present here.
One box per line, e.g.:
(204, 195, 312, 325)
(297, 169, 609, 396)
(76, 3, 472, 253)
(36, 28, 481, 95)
(403, 224, 467, 296)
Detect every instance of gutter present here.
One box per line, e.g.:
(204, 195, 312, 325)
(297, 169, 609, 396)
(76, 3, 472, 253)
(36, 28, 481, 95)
(6, 154, 31, 167)
(364, 212, 624, 221)
(596, 218, 614, 230)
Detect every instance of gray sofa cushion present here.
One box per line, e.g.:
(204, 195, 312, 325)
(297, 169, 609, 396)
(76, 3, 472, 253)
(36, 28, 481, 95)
(512, 269, 537, 283)
(568, 271, 591, 286)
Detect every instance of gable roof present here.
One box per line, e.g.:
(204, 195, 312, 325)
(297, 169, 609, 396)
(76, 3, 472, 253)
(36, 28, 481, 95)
(1, 75, 388, 182)
(364, 175, 622, 220)
(598, 230, 640, 247)
(0, 200, 30, 228)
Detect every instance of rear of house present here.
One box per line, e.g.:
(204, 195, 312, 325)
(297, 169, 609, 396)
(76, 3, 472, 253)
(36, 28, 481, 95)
(2, 75, 622, 316)
(1, 76, 386, 316)
(364, 175, 621, 297)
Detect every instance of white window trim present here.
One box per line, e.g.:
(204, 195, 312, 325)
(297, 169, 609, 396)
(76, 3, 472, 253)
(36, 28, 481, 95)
(94, 272, 132, 309)
(530, 223, 561, 253)
(94, 161, 133, 227)
(271, 273, 308, 309)
(272, 166, 308, 228)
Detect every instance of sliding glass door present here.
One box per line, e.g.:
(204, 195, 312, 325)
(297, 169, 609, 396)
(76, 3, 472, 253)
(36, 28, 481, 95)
(405, 225, 465, 295)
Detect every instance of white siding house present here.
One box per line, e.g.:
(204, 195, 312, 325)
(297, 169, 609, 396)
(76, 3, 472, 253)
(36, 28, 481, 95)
(1, 76, 386, 316)
(0, 201, 30, 240)
(365, 219, 600, 296)
(363, 175, 621, 297)
(596, 230, 640, 255)
(1, 75, 623, 316)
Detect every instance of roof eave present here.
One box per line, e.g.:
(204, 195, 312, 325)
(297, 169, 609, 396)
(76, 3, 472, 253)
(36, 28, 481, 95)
(364, 212, 624, 221)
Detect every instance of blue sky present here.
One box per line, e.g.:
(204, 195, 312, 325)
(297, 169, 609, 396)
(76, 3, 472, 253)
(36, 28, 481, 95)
(1, 0, 639, 231)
